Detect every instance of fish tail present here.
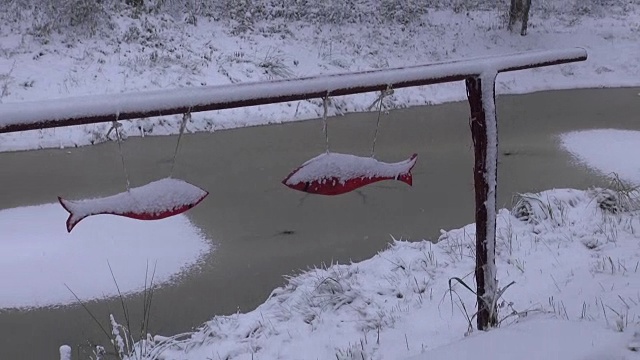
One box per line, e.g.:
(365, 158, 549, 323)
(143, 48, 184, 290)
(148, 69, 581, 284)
(58, 197, 88, 233)
(397, 153, 418, 186)
(397, 172, 412, 186)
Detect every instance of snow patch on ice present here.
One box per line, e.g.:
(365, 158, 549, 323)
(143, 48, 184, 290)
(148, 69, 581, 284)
(0, 203, 212, 309)
(560, 129, 640, 185)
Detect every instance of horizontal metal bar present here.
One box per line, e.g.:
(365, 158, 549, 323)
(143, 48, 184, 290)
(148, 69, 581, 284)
(0, 48, 587, 134)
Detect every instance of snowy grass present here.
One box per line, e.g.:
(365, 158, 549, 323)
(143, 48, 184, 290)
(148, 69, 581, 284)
(68, 266, 158, 360)
(0, 1, 639, 151)
(106, 186, 640, 359)
(0, 203, 212, 310)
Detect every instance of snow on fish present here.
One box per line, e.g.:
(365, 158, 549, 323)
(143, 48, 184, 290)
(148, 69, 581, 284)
(58, 177, 208, 232)
(282, 152, 418, 195)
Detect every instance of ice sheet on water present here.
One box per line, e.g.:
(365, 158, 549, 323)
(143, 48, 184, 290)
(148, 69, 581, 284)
(284, 152, 416, 185)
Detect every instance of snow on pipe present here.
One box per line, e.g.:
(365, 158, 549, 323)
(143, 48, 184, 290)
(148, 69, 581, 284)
(0, 48, 586, 134)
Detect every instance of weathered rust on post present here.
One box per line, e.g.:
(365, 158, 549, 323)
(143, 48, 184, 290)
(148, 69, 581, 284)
(466, 76, 498, 330)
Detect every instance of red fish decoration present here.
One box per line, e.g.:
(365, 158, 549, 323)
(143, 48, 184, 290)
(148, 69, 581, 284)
(282, 152, 418, 196)
(58, 177, 208, 232)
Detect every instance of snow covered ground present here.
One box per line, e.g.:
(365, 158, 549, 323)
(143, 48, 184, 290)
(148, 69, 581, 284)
(407, 318, 636, 360)
(99, 129, 640, 359)
(0, 2, 639, 151)
(124, 183, 640, 359)
(0, 203, 211, 310)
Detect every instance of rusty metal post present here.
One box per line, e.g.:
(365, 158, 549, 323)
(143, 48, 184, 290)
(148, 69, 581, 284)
(466, 76, 498, 330)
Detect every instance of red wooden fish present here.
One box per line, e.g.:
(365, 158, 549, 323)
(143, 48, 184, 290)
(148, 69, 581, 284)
(282, 152, 418, 195)
(58, 177, 208, 232)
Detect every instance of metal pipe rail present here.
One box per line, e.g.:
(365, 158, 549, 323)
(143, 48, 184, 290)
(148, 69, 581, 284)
(0, 48, 586, 134)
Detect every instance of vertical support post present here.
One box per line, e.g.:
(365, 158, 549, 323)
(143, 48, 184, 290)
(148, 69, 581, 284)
(465, 75, 499, 330)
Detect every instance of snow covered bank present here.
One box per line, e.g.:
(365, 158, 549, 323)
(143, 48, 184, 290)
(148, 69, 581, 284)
(407, 318, 635, 360)
(561, 129, 640, 185)
(0, 203, 211, 309)
(120, 187, 640, 359)
(0, 4, 639, 151)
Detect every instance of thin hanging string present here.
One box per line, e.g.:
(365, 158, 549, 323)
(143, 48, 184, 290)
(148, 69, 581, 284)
(371, 85, 393, 157)
(322, 92, 330, 153)
(111, 115, 131, 191)
(169, 109, 191, 178)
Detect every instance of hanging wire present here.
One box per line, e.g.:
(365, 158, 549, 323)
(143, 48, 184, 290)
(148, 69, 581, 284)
(371, 85, 394, 157)
(169, 109, 191, 178)
(322, 92, 330, 153)
(111, 114, 131, 191)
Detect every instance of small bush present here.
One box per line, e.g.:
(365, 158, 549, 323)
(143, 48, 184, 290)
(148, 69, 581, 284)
(591, 173, 640, 214)
(25, 0, 114, 39)
(377, 0, 428, 24)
